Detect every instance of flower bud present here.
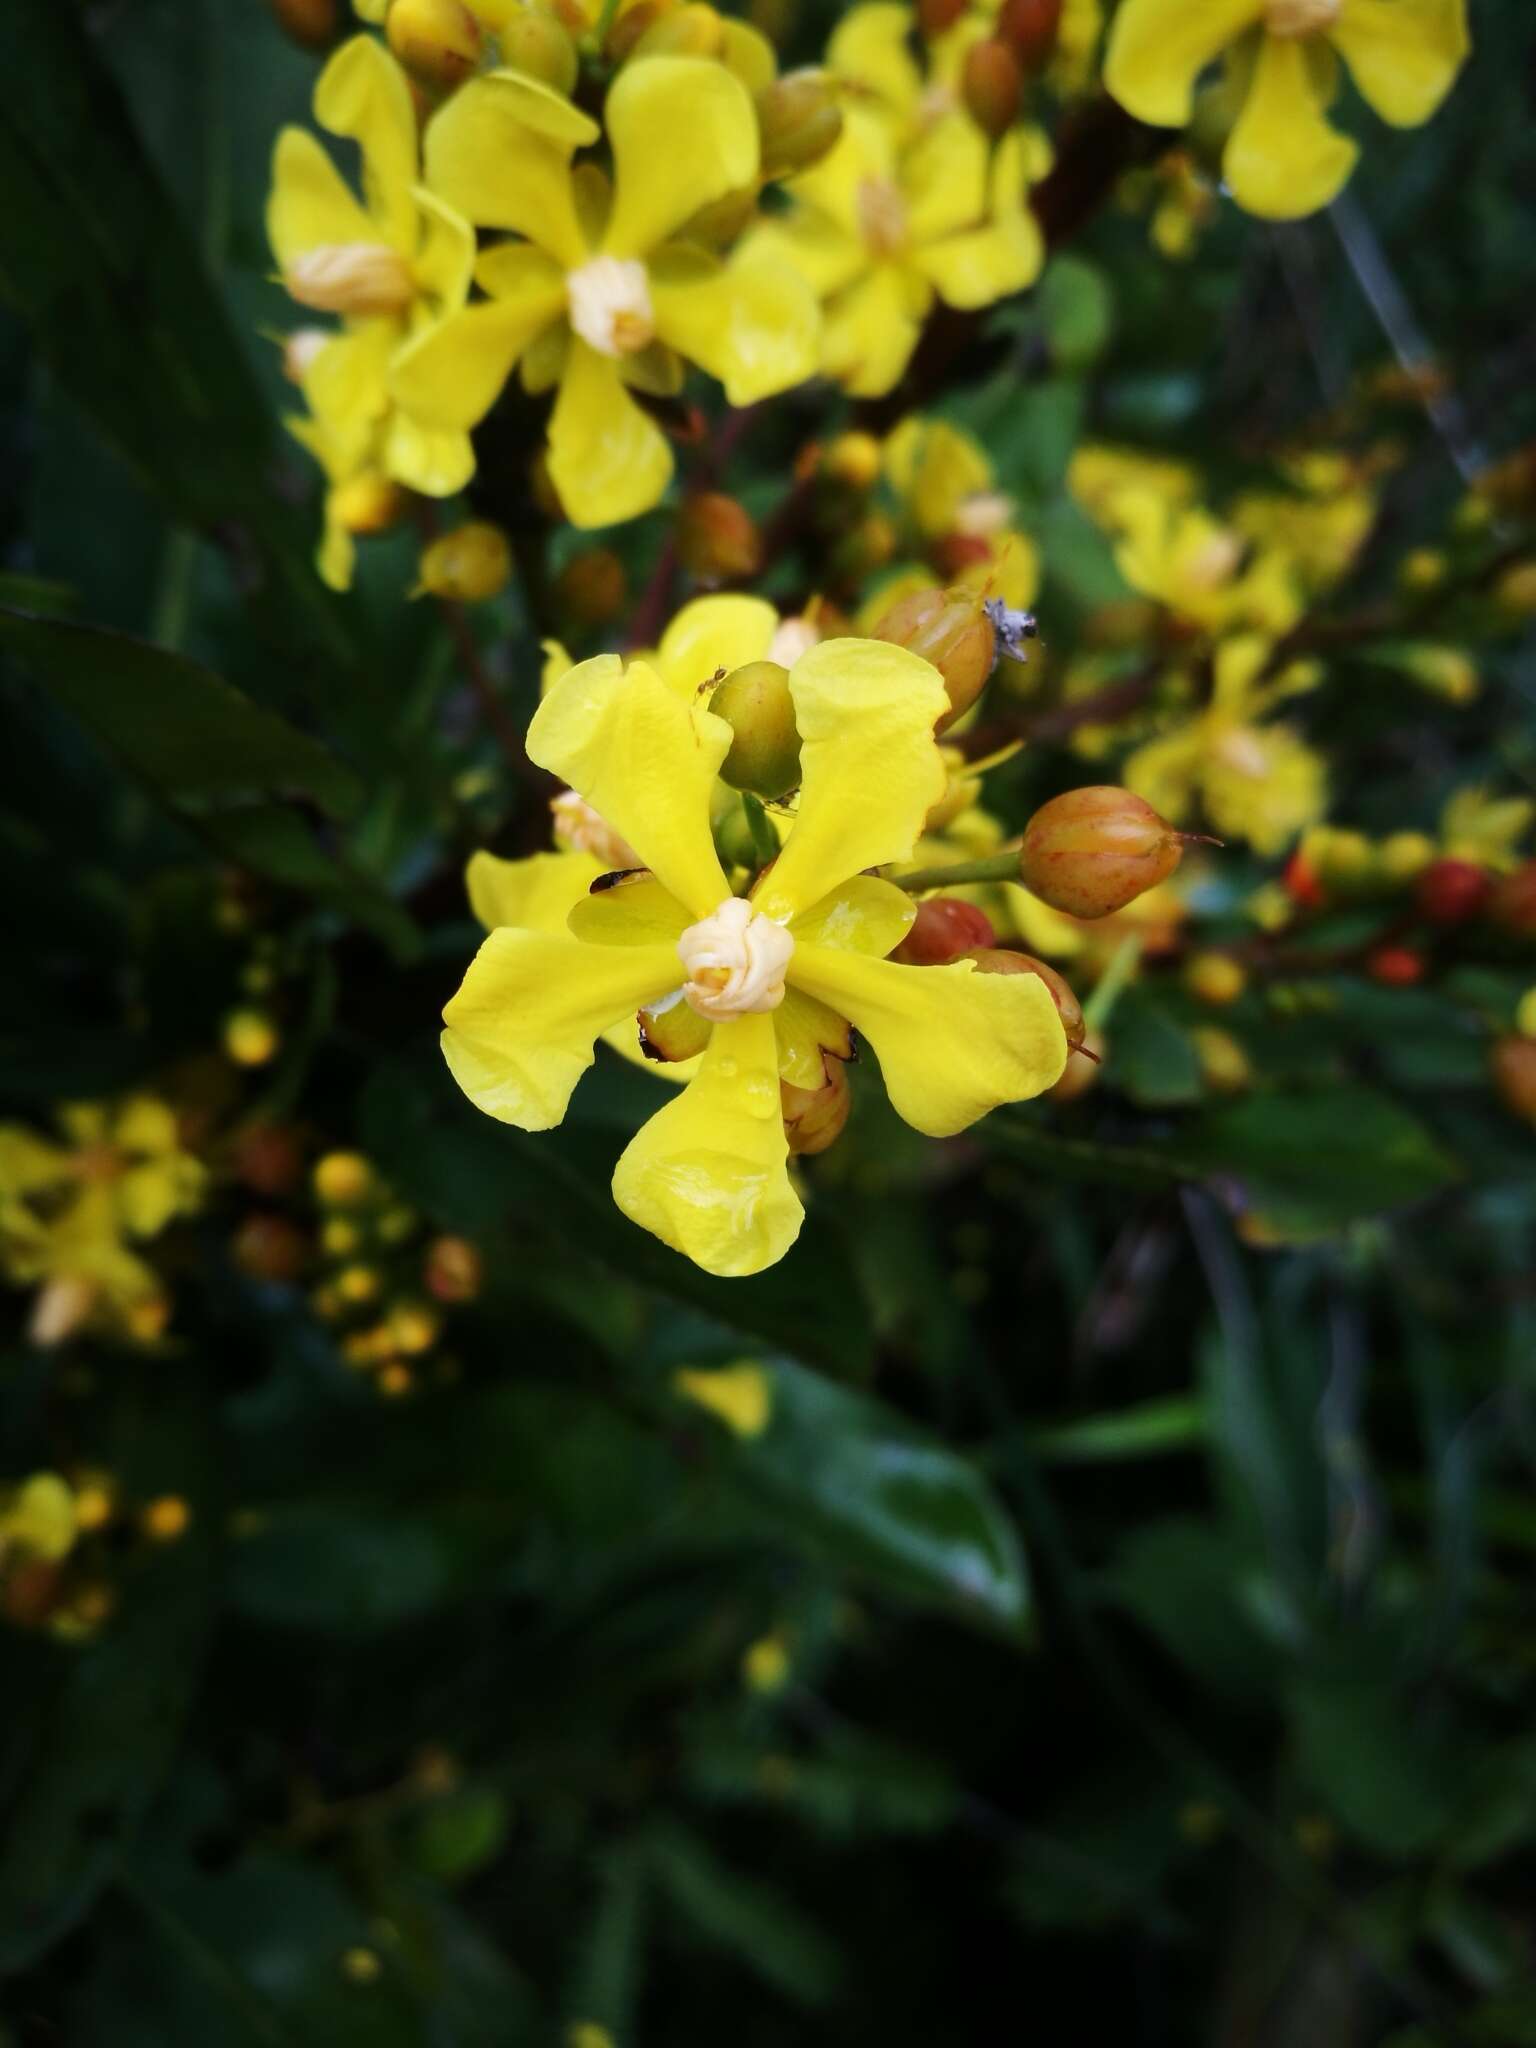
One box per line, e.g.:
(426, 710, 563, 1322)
(424, 1234, 483, 1303)
(497, 8, 579, 93)
(1398, 547, 1447, 593)
(337, 1262, 383, 1306)
(1490, 863, 1536, 937)
(1193, 1025, 1251, 1093)
(918, 0, 967, 34)
(604, 0, 676, 61)
(871, 585, 996, 733)
(313, 1151, 375, 1208)
(233, 1213, 309, 1284)
(1184, 952, 1246, 1006)
(1049, 1027, 1105, 1101)
(1517, 987, 1536, 1038)
(223, 1006, 280, 1067)
(332, 472, 405, 536)
(1019, 786, 1186, 920)
(232, 1123, 305, 1196)
(378, 1362, 415, 1399)
(710, 661, 802, 800)
(820, 431, 882, 491)
(962, 38, 1022, 139)
(894, 897, 996, 965)
(633, 3, 725, 58)
(286, 243, 414, 317)
(997, 0, 1062, 72)
(965, 948, 1085, 1050)
(268, 0, 341, 50)
(321, 1216, 361, 1258)
(1490, 1036, 1536, 1124)
(1377, 831, 1436, 884)
(555, 546, 627, 626)
(140, 1495, 191, 1544)
(678, 493, 761, 582)
(416, 521, 512, 603)
(387, 0, 482, 87)
(388, 1299, 442, 1355)
(1414, 857, 1490, 925)
(756, 70, 843, 179)
(1366, 944, 1425, 988)
(781, 1058, 851, 1156)
(638, 990, 713, 1063)
(833, 511, 898, 582)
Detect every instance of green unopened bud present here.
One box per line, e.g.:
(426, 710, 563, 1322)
(638, 990, 713, 1064)
(415, 521, 512, 603)
(387, 0, 482, 87)
(1019, 786, 1187, 919)
(962, 38, 1023, 139)
(871, 584, 996, 732)
(497, 8, 578, 92)
(678, 493, 761, 582)
(710, 661, 802, 800)
(756, 69, 843, 179)
(633, 2, 724, 57)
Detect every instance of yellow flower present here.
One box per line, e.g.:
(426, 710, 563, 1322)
(883, 417, 1041, 609)
(747, 101, 1048, 399)
(1068, 443, 1200, 523)
(1105, 0, 1470, 221)
(390, 58, 818, 528)
(0, 1473, 79, 1564)
(442, 639, 1066, 1275)
(1231, 454, 1375, 590)
(268, 36, 480, 531)
(1440, 787, 1534, 872)
(1097, 486, 1302, 639)
(675, 1363, 774, 1437)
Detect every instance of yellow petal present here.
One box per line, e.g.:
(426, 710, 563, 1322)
(650, 251, 819, 406)
(602, 57, 759, 260)
(1121, 725, 1204, 826)
(789, 947, 1066, 1136)
(528, 654, 732, 919)
(822, 264, 928, 399)
(268, 128, 373, 268)
(383, 412, 475, 497)
(473, 66, 601, 147)
(424, 75, 590, 265)
(303, 322, 393, 431)
(112, 1096, 180, 1157)
(314, 35, 418, 248)
(117, 1162, 184, 1239)
(568, 874, 694, 945)
(611, 1014, 803, 1277)
(1104, 0, 1263, 125)
(903, 111, 989, 245)
(885, 417, 993, 537)
(787, 874, 916, 957)
(466, 848, 605, 933)
(442, 928, 681, 1130)
(673, 1362, 773, 1435)
(546, 341, 675, 529)
(389, 276, 565, 431)
(773, 984, 853, 1087)
(753, 640, 948, 920)
(789, 104, 895, 242)
(739, 214, 870, 302)
(912, 210, 1043, 310)
(412, 185, 476, 311)
(828, 2, 924, 113)
(1224, 34, 1358, 219)
(720, 18, 778, 93)
(654, 594, 778, 697)
(1329, 0, 1469, 126)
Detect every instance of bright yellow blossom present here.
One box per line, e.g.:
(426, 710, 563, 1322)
(390, 58, 818, 528)
(1085, 482, 1302, 638)
(883, 417, 1041, 610)
(0, 1473, 78, 1564)
(1105, 0, 1470, 222)
(442, 639, 1066, 1276)
(1440, 787, 1534, 873)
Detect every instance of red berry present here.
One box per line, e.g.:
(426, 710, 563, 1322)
(1283, 850, 1327, 910)
(1489, 863, 1536, 937)
(1366, 945, 1425, 987)
(1491, 1036, 1536, 1123)
(1019, 786, 1186, 920)
(996, 0, 1062, 71)
(894, 897, 997, 965)
(1414, 858, 1490, 925)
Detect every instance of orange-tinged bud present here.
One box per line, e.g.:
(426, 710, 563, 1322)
(711, 660, 802, 800)
(997, 0, 1062, 72)
(232, 1123, 304, 1196)
(333, 473, 404, 536)
(313, 1151, 375, 1208)
(387, 0, 482, 86)
(377, 1362, 415, 1399)
(223, 1006, 280, 1067)
(756, 69, 843, 178)
(930, 532, 995, 580)
(781, 1058, 851, 1156)
(633, 3, 724, 57)
(1184, 952, 1246, 1006)
(1050, 1027, 1104, 1101)
(233, 1214, 309, 1284)
(965, 947, 1085, 1050)
(268, 0, 341, 50)
(962, 38, 1022, 139)
(871, 585, 996, 733)
(894, 897, 996, 965)
(497, 9, 579, 92)
(1489, 863, 1536, 937)
(424, 1235, 483, 1303)
(1366, 945, 1425, 988)
(141, 1495, 191, 1543)
(1491, 1036, 1536, 1123)
(821, 431, 882, 491)
(678, 493, 762, 582)
(918, 0, 967, 33)
(416, 521, 512, 603)
(1415, 857, 1490, 925)
(555, 547, 627, 626)
(1019, 786, 1186, 920)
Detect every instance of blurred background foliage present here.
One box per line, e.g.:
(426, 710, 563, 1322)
(3, 0, 1536, 2043)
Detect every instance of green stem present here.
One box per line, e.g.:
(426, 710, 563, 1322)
(890, 848, 1021, 894)
(1082, 935, 1143, 1033)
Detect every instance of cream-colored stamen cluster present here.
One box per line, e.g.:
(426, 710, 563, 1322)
(677, 898, 794, 1020)
(286, 242, 415, 315)
(1264, 0, 1341, 37)
(565, 257, 656, 357)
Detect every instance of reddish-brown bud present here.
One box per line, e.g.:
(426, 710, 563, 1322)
(231, 1123, 305, 1197)
(894, 897, 996, 965)
(997, 0, 1062, 72)
(268, 0, 341, 50)
(871, 585, 997, 733)
(1489, 863, 1536, 937)
(1019, 786, 1186, 920)
(424, 1235, 483, 1304)
(678, 493, 762, 582)
(1283, 848, 1327, 910)
(781, 1058, 851, 1156)
(930, 532, 995, 579)
(1366, 945, 1426, 988)
(555, 547, 627, 626)
(918, 0, 967, 34)
(965, 947, 1085, 1050)
(962, 38, 1023, 139)
(1414, 857, 1491, 925)
(3, 1559, 64, 1630)
(1491, 1036, 1536, 1124)
(232, 1214, 309, 1285)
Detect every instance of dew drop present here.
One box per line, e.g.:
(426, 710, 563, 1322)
(717, 1057, 738, 1079)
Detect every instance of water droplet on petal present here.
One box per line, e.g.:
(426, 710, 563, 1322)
(717, 1057, 738, 1079)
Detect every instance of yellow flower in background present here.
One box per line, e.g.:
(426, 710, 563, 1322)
(747, 102, 1048, 399)
(1231, 452, 1375, 590)
(390, 58, 818, 527)
(1068, 443, 1199, 523)
(1440, 787, 1534, 873)
(0, 1472, 79, 1564)
(442, 639, 1066, 1275)
(1122, 635, 1327, 856)
(1094, 486, 1302, 638)
(268, 36, 479, 521)
(883, 417, 1041, 609)
(0, 1099, 204, 1347)
(1105, 0, 1470, 221)
(285, 410, 402, 592)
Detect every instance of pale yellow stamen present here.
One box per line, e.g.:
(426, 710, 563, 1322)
(857, 178, 908, 257)
(1264, 0, 1341, 37)
(550, 790, 640, 869)
(677, 898, 794, 1021)
(565, 256, 655, 358)
(285, 242, 414, 316)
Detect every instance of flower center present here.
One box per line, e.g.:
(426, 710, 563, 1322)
(285, 242, 415, 316)
(550, 789, 640, 870)
(1182, 526, 1245, 592)
(954, 489, 1014, 540)
(1213, 724, 1271, 778)
(677, 898, 794, 1021)
(1263, 0, 1341, 37)
(565, 256, 656, 358)
(857, 178, 909, 257)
